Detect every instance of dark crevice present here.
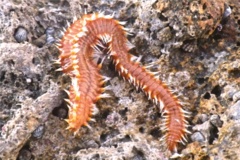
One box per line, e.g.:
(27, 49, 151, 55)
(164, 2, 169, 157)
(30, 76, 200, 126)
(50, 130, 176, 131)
(203, 92, 211, 99)
(211, 85, 221, 97)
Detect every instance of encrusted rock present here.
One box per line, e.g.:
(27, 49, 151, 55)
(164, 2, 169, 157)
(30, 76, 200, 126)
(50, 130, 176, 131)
(0, 0, 239, 159)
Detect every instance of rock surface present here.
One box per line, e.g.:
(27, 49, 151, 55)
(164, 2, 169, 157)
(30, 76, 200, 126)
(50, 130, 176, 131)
(0, 0, 239, 159)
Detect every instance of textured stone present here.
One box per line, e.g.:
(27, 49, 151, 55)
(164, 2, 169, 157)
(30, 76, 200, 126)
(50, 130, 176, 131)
(0, 0, 239, 159)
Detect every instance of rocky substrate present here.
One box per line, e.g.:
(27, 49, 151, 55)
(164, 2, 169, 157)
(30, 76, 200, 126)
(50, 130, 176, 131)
(0, 0, 239, 159)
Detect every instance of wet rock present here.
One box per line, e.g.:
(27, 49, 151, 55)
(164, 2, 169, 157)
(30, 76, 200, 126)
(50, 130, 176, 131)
(17, 148, 32, 160)
(0, 82, 62, 159)
(154, 0, 226, 53)
(32, 125, 45, 139)
(191, 132, 205, 143)
(210, 115, 223, 128)
(233, 91, 240, 102)
(228, 101, 240, 120)
(197, 114, 209, 123)
(0, 0, 239, 159)
(14, 26, 28, 43)
(45, 27, 56, 44)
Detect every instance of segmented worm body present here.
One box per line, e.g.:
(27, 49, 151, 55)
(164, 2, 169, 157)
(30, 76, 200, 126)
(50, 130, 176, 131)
(57, 16, 107, 132)
(56, 13, 190, 152)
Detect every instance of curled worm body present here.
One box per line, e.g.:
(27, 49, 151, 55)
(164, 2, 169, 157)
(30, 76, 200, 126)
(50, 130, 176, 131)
(56, 12, 190, 152)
